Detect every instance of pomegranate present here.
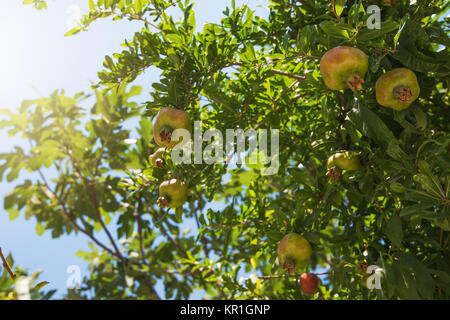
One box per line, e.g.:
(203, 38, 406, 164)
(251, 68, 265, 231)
(152, 107, 191, 148)
(157, 179, 187, 209)
(320, 46, 368, 91)
(277, 233, 312, 273)
(375, 68, 420, 111)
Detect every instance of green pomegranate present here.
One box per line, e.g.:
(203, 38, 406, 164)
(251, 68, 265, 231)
(375, 68, 420, 111)
(299, 273, 320, 295)
(326, 151, 360, 180)
(356, 261, 374, 289)
(152, 107, 191, 148)
(327, 151, 361, 171)
(157, 179, 188, 209)
(277, 233, 312, 273)
(320, 46, 369, 91)
(151, 148, 167, 168)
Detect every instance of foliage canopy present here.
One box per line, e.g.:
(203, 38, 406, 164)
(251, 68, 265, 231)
(1, 0, 449, 299)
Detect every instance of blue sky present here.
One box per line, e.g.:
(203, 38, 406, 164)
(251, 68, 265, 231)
(0, 0, 269, 299)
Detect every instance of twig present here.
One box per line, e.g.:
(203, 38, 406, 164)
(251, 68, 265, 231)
(271, 69, 306, 81)
(160, 222, 188, 258)
(258, 271, 332, 280)
(65, 144, 123, 260)
(375, 198, 389, 223)
(135, 198, 160, 299)
(227, 61, 306, 81)
(36, 169, 120, 259)
(0, 247, 16, 279)
(149, 210, 188, 258)
(315, 252, 334, 267)
(252, 79, 301, 130)
(129, 12, 163, 32)
(258, 274, 297, 279)
(195, 192, 210, 258)
(87, 182, 123, 260)
(136, 199, 148, 265)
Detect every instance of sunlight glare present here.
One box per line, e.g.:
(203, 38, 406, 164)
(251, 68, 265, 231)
(0, 15, 25, 96)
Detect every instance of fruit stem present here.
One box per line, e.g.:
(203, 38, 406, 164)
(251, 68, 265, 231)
(394, 86, 412, 103)
(159, 125, 173, 142)
(346, 73, 364, 91)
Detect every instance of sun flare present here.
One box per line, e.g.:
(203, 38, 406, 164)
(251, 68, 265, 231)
(0, 15, 25, 96)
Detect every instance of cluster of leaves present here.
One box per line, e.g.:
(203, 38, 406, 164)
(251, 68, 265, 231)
(0, 252, 55, 300)
(1, 0, 449, 299)
(22, 0, 48, 10)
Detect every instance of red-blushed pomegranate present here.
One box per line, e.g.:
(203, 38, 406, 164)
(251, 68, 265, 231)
(152, 107, 191, 148)
(375, 68, 420, 111)
(277, 233, 312, 273)
(299, 273, 320, 295)
(320, 46, 368, 91)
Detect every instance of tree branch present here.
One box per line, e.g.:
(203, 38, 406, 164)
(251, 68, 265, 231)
(86, 182, 123, 260)
(150, 210, 188, 259)
(195, 192, 210, 258)
(0, 247, 16, 279)
(135, 198, 160, 299)
(65, 144, 123, 260)
(36, 168, 120, 259)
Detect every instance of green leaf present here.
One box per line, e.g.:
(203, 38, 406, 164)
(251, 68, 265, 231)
(410, 105, 427, 130)
(8, 209, 20, 221)
(396, 252, 435, 299)
(89, 0, 95, 11)
(334, 0, 347, 17)
(390, 182, 406, 193)
(384, 213, 403, 248)
(399, 203, 433, 217)
(36, 222, 45, 236)
(64, 26, 84, 37)
(392, 258, 421, 299)
(391, 20, 450, 72)
(358, 20, 399, 41)
(349, 105, 407, 162)
(319, 21, 352, 39)
(428, 269, 450, 284)
(34, 281, 49, 291)
(134, 0, 143, 13)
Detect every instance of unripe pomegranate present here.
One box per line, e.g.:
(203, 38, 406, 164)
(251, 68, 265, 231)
(157, 179, 187, 209)
(356, 261, 374, 289)
(320, 46, 368, 91)
(375, 68, 420, 111)
(326, 151, 360, 181)
(299, 273, 320, 295)
(327, 151, 361, 171)
(277, 233, 312, 273)
(152, 107, 191, 148)
(151, 148, 167, 168)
